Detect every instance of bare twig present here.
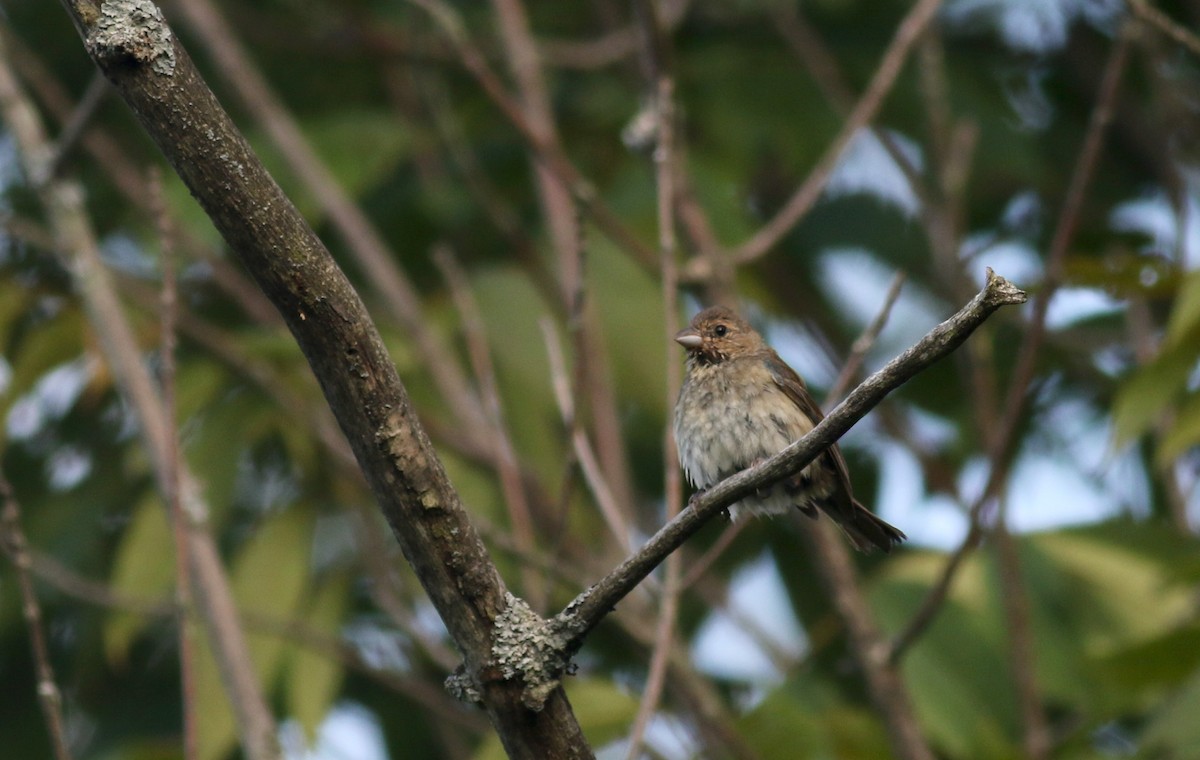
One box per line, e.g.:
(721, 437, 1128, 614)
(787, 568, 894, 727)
(149, 167, 198, 760)
(4, 32, 283, 330)
(678, 520, 746, 590)
(44, 70, 108, 179)
(626, 6, 682, 752)
(407, 0, 659, 269)
(828, 272, 907, 402)
(21, 547, 488, 734)
(539, 0, 691, 69)
(1127, 0, 1200, 58)
(792, 273, 923, 760)
(541, 319, 634, 550)
(435, 246, 543, 606)
(556, 270, 1026, 651)
(993, 506, 1051, 759)
(729, 0, 943, 265)
(0, 475, 73, 760)
(487, 0, 641, 525)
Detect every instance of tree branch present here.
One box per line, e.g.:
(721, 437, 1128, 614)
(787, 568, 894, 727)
(0, 475, 73, 760)
(55, 1, 591, 756)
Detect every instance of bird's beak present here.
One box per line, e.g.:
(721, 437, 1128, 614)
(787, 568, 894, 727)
(674, 327, 702, 349)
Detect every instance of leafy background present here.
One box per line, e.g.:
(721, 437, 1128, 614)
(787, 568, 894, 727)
(2, 0, 1199, 758)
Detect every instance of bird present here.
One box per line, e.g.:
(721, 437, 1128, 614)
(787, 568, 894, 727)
(673, 305, 905, 553)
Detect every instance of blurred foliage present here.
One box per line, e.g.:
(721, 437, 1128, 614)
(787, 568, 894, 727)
(1, 0, 1200, 758)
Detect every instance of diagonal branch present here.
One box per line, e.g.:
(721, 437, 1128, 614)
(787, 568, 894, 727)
(555, 269, 1026, 650)
(728, 0, 942, 265)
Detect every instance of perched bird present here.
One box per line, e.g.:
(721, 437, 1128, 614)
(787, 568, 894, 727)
(673, 306, 905, 553)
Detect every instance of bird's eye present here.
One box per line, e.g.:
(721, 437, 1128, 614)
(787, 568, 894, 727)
(713, 324, 728, 337)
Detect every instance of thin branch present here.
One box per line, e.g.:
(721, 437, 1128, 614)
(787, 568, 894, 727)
(993, 503, 1051, 760)
(802, 517, 933, 760)
(434, 245, 543, 607)
(464, 0, 642, 526)
(0, 475, 73, 760)
(1127, 0, 1200, 58)
(44, 70, 108, 180)
(729, 0, 943, 264)
(827, 272, 907, 402)
(539, 0, 691, 69)
(626, 6, 682, 752)
(541, 318, 634, 551)
(150, 166, 198, 760)
(407, 0, 659, 270)
(794, 274, 923, 760)
(4, 31, 285, 329)
(887, 27, 1132, 664)
(678, 521, 746, 590)
(556, 270, 1026, 651)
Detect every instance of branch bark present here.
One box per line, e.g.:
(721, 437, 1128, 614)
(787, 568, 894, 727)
(55, 1, 591, 756)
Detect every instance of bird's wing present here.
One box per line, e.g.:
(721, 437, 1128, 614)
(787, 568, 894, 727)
(762, 349, 857, 500)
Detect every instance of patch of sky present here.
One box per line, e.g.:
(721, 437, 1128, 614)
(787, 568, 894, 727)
(814, 247, 946, 357)
(691, 551, 806, 684)
(943, 0, 1123, 55)
(825, 129, 923, 218)
(47, 445, 91, 491)
(1110, 186, 1200, 264)
(5, 358, 91, 441)
(281, 703, 389, 760)
(101, 232, 158, 278)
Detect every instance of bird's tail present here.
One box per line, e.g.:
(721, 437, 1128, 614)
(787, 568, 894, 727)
(839, 500, 906, 554)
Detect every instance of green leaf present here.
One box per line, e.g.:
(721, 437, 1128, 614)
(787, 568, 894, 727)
(1164, 269, 1200, 348)
(1111, 345, 1195, 445)
(1099, 624, 1200, 704)
(195, 507, 314, 760)
(286, 571, 351, 742)
(1157, 390, 1200, 465)
(232, 507, 315, 685)
(1035, 532, 1192, 653)
(1142, 666, 1200, 758)
(5, 308, 85, 403)
(104, 493, 174, 665)
(252, 110, 411, 223)
(741, 685, 891, 760)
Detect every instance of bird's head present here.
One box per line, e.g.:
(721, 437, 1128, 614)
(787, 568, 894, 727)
(674, 306, 764, 365)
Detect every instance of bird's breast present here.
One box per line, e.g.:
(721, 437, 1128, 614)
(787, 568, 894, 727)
(674, 358, 815, 490)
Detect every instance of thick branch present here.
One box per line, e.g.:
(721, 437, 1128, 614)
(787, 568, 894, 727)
(556, 269, 1026, 649)
(56, 1, 589, 756)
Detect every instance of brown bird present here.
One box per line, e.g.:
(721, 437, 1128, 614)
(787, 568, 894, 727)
(673, 306, 905, 553)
